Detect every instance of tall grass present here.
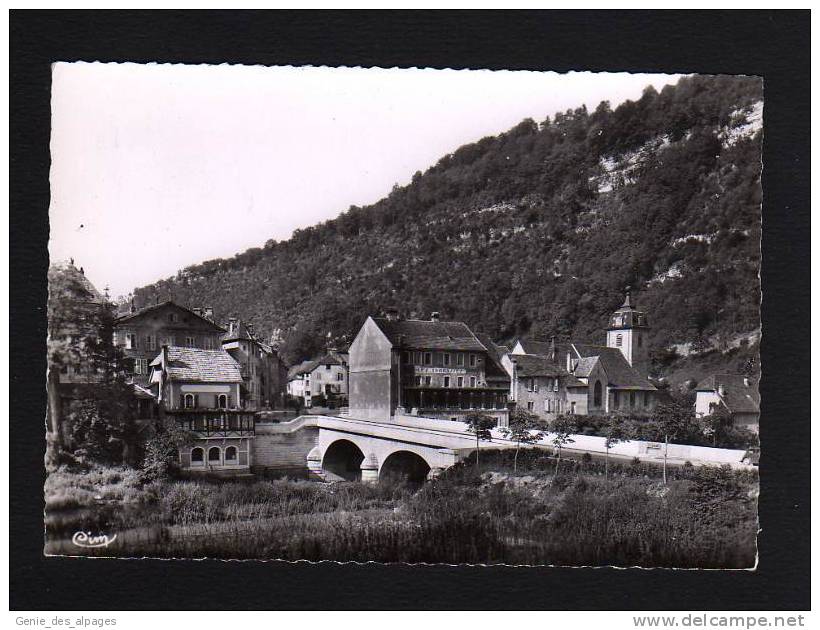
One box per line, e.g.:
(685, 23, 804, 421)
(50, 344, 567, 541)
(45, 454, 758, 567)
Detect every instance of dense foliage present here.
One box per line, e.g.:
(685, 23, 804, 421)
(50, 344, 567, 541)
(132, 75, 762, 382)
(45, 456, 758, 567)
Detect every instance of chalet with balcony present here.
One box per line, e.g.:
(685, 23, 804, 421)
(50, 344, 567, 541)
(149, 345, 255, 474)
(348, 311, 510, 426)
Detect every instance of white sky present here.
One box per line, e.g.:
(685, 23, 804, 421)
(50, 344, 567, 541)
(49, 63, 681, 298)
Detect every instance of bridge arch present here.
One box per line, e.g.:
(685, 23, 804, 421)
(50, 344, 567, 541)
(379, 450, 432, 484)
(322, 439, 365, 481)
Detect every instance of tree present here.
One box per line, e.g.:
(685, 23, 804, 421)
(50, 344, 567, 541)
(701, 404, 732, 447)
(141, 421, 195, 482)
(655, 396, 696, 484)
(602, 416, 631, 480)
(46, 264, 114, 463)
(550, 415, 576, 475)
(465, 412, 496, 471)
(500, 407, 545, 473)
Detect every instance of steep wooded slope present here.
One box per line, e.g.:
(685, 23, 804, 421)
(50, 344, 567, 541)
(132, 75, 762, 378)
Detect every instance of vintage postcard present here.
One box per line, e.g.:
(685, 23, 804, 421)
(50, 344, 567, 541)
(45, 63, 762, 567)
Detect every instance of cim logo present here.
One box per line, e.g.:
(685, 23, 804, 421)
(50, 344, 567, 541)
(72, 531, 117, 548)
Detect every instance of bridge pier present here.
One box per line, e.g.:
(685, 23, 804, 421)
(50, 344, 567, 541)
(361, 453, 380, 485)
(306, 446, 324, 481)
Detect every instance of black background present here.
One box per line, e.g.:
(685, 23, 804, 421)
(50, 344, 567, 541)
(10, 10, 811, 610)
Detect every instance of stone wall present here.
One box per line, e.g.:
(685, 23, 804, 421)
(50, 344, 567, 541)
(251, 420, 319, 477)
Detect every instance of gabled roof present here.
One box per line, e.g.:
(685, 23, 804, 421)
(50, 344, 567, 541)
(510, 352, 586, 387)
(371, 317, 487, 352)
(510, 353, 566, 378)
(116, 300, 225, 332)
(696, 374, 760, 414)
(514, 338, 554, 356)
(222, 319, 262, 344)
(572, 344, 656, 391)
(150, 346, 242, 383)
(472, 332, 512, 383)
(288, 359, 318, 380)
(311, 353, 342, 368)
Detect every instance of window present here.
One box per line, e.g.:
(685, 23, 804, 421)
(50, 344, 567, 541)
(185, 336, 195, 347)
(593, 381, 603, 407)
(134, 358, 148, 375)
(315, 372, 322, 381)
(613, 390, 620, 409)
(224, 446, 237, 462)
(423, 352, 432, 365)
(403, 352, 411, 364)
(570, 402, 576, 415)
(336, 372, 344, 381)
(553, 378, 559, 392)
(203, 337, 214, 350)
(469, 354, 477, 367)
(527, 401, 534, 411)
(145, 335, 156, 351)
(615, 334, 623, 347)
(191, 448, 204, 465)
(456, 353, 465, 366)
(470, 376, 476, 388)
(443, 376, 451, 388)
(424, 376, 432, 386)
(169, 313, 178, 323)
(443, 353, 451, 366)
(125, 332, 137, 349)
(184, 393, 197, 409)
(415, 376, 422, 386)
(208, 447, 221, 463)
(457, 376, 464, 387)
(629, 392, 636, 408)
(217, 394, 227, 409)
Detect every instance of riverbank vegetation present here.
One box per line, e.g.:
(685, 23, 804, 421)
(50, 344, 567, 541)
(45, 449, 758, 568)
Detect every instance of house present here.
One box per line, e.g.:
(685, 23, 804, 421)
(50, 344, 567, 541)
(149, 345, 256, 474)
(695, 374, 760, 433)
(348, 310, 510, 426)
(286, 349, 349, 408)
(505, 290, 657, 420)
(221, 318, 288, 410)
(114, 300, 226, 387)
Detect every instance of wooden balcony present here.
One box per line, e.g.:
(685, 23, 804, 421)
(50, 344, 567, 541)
(402, 387, 509, 411)
(167, 409, 256, 437)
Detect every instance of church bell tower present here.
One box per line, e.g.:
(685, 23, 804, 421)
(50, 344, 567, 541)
(606, 287, 650, 376)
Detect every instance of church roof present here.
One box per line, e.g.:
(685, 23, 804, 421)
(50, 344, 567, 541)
(371, 317, 487, 352)
(572, 344, 655, 391)
(696, 374, 760, 414)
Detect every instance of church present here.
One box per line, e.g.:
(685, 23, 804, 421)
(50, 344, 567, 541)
(502, 290, 658, 420)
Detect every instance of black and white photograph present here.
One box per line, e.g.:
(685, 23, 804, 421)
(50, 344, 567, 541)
(42, 61, 764, 568)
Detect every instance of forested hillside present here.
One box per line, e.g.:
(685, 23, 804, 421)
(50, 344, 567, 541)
(132, 75, 762, 382)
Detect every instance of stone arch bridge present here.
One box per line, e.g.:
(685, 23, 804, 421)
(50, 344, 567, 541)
(307, 414, 482, 483)
(251, 414, 749, 484)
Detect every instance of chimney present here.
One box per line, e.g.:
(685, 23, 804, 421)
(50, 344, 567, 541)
(192, 307, 202, 317)
(566, 352, 572, 372)
(385, 307, 400, 322)
(228, 317, 237, 334)
(130, 298, 137, 314)
(203, 306, 214, 322)
(79, 267, 84, 275)
(430, 311, 440, 322)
